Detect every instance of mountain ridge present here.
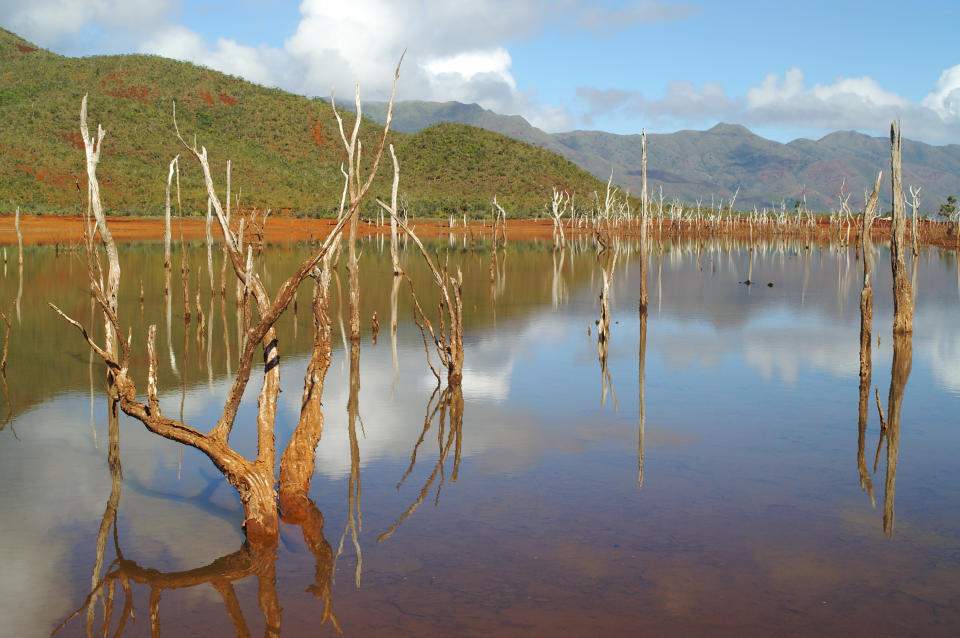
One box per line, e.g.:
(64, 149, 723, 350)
(361, 100, 960, 212)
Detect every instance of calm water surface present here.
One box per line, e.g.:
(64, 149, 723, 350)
(0, 237, 958, 636)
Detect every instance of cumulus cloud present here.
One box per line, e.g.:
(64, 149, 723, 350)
(921, 64, 960, 120)
(140, 25, 285, 87)
(0, 0, 174, 54)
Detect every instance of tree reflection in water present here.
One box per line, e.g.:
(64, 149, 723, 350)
(378, 382, 464, 544)
(57, 270, 344, 636)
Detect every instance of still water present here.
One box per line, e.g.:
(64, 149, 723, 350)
(0, 236, 958, 636)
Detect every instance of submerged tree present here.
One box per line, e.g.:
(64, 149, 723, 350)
(889, 121, 913, 334)
(53, 64, 399, 541)
(857, 172, 882, 504)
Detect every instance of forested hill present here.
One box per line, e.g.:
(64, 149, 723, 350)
(0, 28, 605, 217)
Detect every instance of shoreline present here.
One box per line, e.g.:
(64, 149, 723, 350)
(0, 214, 955, 249)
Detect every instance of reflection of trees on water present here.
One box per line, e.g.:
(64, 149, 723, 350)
(0, 309, 14, 438)
(597, 242, 618, 410)
(638, 308, 646, 489)
(55, 250, 350, 636)
(857, 178, 879, 505)
(551, 248, 567, 308)
(58, 273, 344, 636)
(880, 333, 911, 537)
(854, 171, 913, 537)
(378, 383, 464, 544)
(335, 338, 364, 588)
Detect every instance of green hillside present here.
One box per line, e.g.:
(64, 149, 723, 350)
(0, 28, 605, 217)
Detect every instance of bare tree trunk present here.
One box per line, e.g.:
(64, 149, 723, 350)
(80, 96, 120, 361)
(889, 121, 913, 334)
(206, 197, 215, 295)
(164, 158, 177, 275)
(388, 145, 402, 276)
(14, 205, 22, 267)
(639, 130, 648, 312)
(347, 201, 361, 342)
(859, 172, 882, 380)
(858, 172, 881, 504)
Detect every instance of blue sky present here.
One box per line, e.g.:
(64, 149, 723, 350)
(3, 0, 959, 143)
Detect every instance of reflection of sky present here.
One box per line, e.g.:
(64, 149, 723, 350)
(2, 241, 960, 635)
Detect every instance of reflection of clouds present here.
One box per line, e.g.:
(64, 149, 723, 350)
(0, 397, 244, 637)
(648, 308, 859, 387)
(742, 314, 858, 387)
(460, 364, 513, 401)
(917, 311, 960, 396)
(655, 321, 728, 371)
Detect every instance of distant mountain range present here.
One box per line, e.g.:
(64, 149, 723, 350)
(361, 101, 960, 213)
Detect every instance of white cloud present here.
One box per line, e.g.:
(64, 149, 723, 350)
(922, 64, 960, 120)
(140, 25, 283, 87)
(0, 0, 174, 53)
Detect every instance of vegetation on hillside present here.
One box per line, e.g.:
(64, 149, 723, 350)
(0, 28, 605, 217)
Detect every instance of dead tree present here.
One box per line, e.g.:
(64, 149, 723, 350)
(857, 172, 881, 503)
(859, 172, 882, 381)
(384, 210, 465, 387)
(908, 184, 921, 258)
(889, 121, 913, 334)
(639, 129, 649, 312)
(549, 187, 569, 251)
(331, 54, 403, 341)
(378, 151, 464, 387)
(377, 143, 405, 392)
(53, 81, 395, 540)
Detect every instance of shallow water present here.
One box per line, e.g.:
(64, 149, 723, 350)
(1, 236, 959, 636)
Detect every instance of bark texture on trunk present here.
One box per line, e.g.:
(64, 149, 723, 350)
(889, 122, 913, 334)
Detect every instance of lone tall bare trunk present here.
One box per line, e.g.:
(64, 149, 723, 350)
(889, 121, 913, 334)
(639, 129, 649, 313)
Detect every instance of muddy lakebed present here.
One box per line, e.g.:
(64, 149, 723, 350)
(0, 236, 958, 636)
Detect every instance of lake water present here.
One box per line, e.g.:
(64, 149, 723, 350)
(1, 236, 958, 636)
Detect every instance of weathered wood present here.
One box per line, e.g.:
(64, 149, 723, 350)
(889, 121, 913, 334)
